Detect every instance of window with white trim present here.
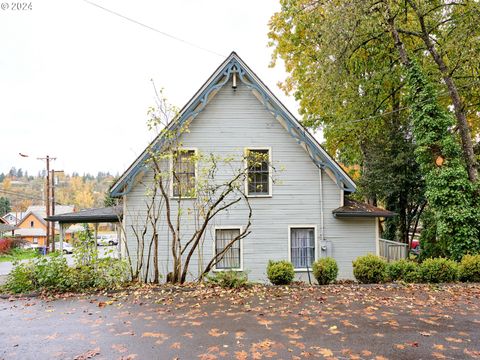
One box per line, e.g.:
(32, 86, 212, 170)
(172, 149, 196, 198)
(215, 228, 241, 270)
(246, 148, 270, 196)
(290, 227, 315, 269)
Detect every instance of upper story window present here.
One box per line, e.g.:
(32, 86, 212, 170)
(30, 221, 34, 228)
(172, 149, 196, 198)
(246, 148, 271, 196)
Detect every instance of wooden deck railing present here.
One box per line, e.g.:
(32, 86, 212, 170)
(379, 238, 408, 262)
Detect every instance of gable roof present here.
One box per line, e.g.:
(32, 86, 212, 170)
(26, 205, 75, 218)
(110, 52, 356, 197)
(17, 211, 47, 228)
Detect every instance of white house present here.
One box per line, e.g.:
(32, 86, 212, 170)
(110, 52, 394, 282)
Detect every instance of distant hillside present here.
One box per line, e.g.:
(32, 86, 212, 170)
(0, 168, 117, 213)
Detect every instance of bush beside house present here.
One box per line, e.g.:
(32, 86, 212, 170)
(266, 260, 295, 285)
(459, 254, 480, 282)
(386, 259, 419, 283)
(418, 258, 458, 283)
(352, 254, 387, 284)
(207, 271, 249, 289)
(312, 257, 338, 285)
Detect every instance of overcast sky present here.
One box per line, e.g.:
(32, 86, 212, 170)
(0, 0, 299, 176)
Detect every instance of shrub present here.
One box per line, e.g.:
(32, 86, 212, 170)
(458, 254, 480, 282)
(0, 238, 12, 254)
(312, 257, 338, 285)
(386, 259, 419, 283)
(418, 258, 458, 283)
(266, 260, 295, 285)
(34, 253, 73, 291)
(4, 261, 36, 293)
(4, 254, 129, 294)
(352, 254, 387, 284)
(207, 271, 249, 289)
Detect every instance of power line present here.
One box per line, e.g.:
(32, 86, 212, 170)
(83, 0, 226, 58)
(0, 189, 64, 205)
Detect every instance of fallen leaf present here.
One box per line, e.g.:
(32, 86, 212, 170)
(445, 337, 463, 343)
(208, 328, 228, 337)
(73, 348, 100, 360)
(318, 347, 333, 357)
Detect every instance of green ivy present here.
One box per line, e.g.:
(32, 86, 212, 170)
(407, 62, 480, 260)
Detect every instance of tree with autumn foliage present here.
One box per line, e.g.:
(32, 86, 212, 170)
(268, 0, 480, 248)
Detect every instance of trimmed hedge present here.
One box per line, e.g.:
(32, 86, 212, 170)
(352, 254, 387, 284)
(312, 257, 338, 285)
(458, 254, 480, 282)
(418, 258, 458, 283)
(267, 260, 295, 285)
(386, 259, 419, 283)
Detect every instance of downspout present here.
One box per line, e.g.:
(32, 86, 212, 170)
(319, 169, 325, 243)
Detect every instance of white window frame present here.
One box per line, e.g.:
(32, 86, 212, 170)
(288, 225, 318, 271)
(244, 147, 272, 198)
(212, 226, 244, 272)
(169, 147, 198, 199)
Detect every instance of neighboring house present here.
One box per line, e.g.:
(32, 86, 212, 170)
(111, 52, 394, 281)
(2, 212, 25, 225)
(13, 205, 75, 245)
(0, 217, 15, 237)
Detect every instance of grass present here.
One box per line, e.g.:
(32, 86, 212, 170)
(0, 248, 38, 262)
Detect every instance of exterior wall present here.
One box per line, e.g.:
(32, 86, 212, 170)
(16, 213, 47, 245)
(123, 81, 377, 282)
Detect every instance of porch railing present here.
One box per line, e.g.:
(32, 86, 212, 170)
(379, 238, 408, 262)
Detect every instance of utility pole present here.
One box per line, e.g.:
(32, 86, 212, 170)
(36, 155, 56, 252)
(51, 169, 55, 252)
(49, 169, 64, 253)
(19, 153, 57, 253)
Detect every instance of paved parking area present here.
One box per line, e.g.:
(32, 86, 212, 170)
(1, 283, 480, 359)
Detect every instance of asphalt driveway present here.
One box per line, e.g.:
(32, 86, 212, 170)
(1, 283, 480, 359)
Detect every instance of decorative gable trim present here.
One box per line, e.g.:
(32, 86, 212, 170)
(110, 52, 356, 197)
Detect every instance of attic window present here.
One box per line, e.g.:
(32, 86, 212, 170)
(30, 221, 34, 228)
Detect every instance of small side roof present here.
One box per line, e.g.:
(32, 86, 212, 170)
(0, 223, 16, 234)
(45, 206, 123, 224)
(333, 198, 396, 218)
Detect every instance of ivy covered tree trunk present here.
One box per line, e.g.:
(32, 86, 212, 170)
(406, 62, 480, 260)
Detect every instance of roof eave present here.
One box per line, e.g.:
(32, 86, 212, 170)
(332, 212, 396, 218)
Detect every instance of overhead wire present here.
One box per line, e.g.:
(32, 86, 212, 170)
(0, 188, 65, 205)
(82, 0, 226, 58)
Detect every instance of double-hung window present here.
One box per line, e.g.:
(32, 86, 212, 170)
(215, 228, 242, 270)
(172, 149, 196, 198)
(289, 226, 316, 269)
(246, 148, 271, 196)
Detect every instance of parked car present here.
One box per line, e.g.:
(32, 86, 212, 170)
(96, 235, 118, 246)
(52, 242, 74, 254)
(410, 239, 421, 257)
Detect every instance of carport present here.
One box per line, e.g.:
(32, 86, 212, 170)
(45, 205, 123, 256)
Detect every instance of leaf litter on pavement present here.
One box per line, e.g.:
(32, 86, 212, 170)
(1, 283, 480, 359)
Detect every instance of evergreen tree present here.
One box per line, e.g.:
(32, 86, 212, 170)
(0, 197, 11, 216)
